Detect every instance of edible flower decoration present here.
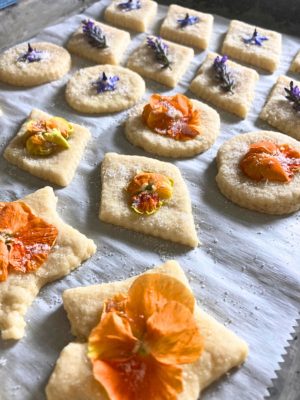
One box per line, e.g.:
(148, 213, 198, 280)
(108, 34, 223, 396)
(147, 37, 172, 70)
(177, 13, 199, 28)
(92, 72, 119, 93)
(213, 55, 235, 94)
(117, 0, 141, 11)
(240, 141, 300, 183)
(0, 202, 58, 282)
(88, 273, 205, 400)
(24, 117, 74, 156)
(284, 81, 300, 112)
(18, 43, 43, 63)
(243, 28, 268, 46)
(142, 93, 201, 141)
(82, 19, 108, 48)
(125, 171, 174, 214)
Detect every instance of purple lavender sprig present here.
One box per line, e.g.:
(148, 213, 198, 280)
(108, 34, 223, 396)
(177, 13, 199, 28)
(117, 0, 141, 11)
(82, 19, 108, 48)
(213, 55, 235, 94)
(92, 72, 119, 93)
(284, 81, 300, 111)
(147, 37, 172, 70)
(243, 28, 268, 46)
(18, 43, 43, 63)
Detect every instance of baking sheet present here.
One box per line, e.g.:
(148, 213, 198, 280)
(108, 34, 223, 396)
(0, 0, 299, 399)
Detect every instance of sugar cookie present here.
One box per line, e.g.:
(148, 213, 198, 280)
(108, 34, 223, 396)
(221, 20, 281, 73)
(0, 187, 96, 340)
(67, 19, 130, 65)
(125, 94, 220, 158)
(46, 261, 248, 400)
(216, 131, 300, 214)
(105, 0, 157, 33)
(290, 49, 300, 73)
(65, 65, 145, 113)
(127, 36, 193, 88)
(189, 52, 258, 119)
(4, 108, 91, 187)
(160, 4, 213, 50)
(0, 42, 71, 87)
(99, 153, 199, 247)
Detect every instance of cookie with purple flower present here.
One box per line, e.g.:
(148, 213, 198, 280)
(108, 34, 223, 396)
(127, 36, 193, 88)
(260, 75, 300, 141)
(222, 20, 281, 73)
(67, 19, 130, 66)
(0, 42, 71, 87)
(189, 52, 258, 119)
(65, 65, 145, 113)
(160, 5, 213, 50)
(105, 0, 157, 33)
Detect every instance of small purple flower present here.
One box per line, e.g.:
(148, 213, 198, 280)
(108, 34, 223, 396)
(18, 43, 43, 63)
(177, 13, 199, 28)
(92, 72, 119, 93)
(213, 55, 235, 94)
(284, 81, 300, 111)
(244, 28, 268, 46)
(147, 37, 172, 70)
(117, 0, 141, 11)
(82, 19, 108, 48)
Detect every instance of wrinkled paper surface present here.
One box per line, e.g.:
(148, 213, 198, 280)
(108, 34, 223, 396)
(0, 1, 299, 399)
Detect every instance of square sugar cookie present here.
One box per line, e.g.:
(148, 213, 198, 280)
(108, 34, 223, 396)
(99, 153, 199, 247)
(221, 20, 282, 73)
(46, 261, 248, 400)
(67, 20, 130, 65)
(0, 187, 96, 340)
(127, 36, 194, 88)
(260, 75, 300, 141)
(290, 49, 300, 73)
(104, 0, 157, 33)
(189, 52, 258, 119)
(160, 4, 213, 50)
(4, 108, 91, 187)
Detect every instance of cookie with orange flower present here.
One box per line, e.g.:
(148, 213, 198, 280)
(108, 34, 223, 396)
(99, 153, 199, 247)
(0, 187, 96, 340)
(125, 93, 220, 158)
(216, 131, 300, 214)
(46, 260, 248, 400)
(4, 108, 91, 186)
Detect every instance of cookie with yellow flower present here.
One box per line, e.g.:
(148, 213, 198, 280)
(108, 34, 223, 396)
(99, 153, 199, 247)
(46, 260, 248, 400)
(216, 131, 300, 214)
(4, 108, 91, 186)
(0, 187, 96, 340)
(125, 93, 220, 158)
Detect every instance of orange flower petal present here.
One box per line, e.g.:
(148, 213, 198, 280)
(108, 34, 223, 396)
(101, 293, 128, 321)
(92, 354, 183, 400)
(46, 117, 74, 139)
(149, 94, 173, 109)
(142, 104, 153, 124)
(248, 141, 277, 154)
(131, 193, 162, 215)
(169, 93, 194, 116)
(152, 180, 173, 200)
(126, 273, 195, 338)
(9, 218, 58, 272)
(259, 157, 291, 182)
(0, 241, 9, 282)
(89, 312, 138, 362)
(27, 120, 48, 133)
(0, 202, 35, 235)
(144, 300, 205, 365)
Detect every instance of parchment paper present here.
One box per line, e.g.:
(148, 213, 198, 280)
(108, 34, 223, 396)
(0, 1, 299, 399)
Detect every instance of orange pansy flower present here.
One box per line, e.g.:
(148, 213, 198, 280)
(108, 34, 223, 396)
(88, 273, 205, 400)
(142, 94, 201, 141)
(125, 171, 174, 215)
(0, 202, 58, 282)
(240, 141, 300, 182)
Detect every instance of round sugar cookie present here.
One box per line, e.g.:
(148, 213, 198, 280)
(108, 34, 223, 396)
(0, 42, 71, 87)
(216, 131, 300, 215)
(65, 65, 145, 113)
(125, 99, 220, 158)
